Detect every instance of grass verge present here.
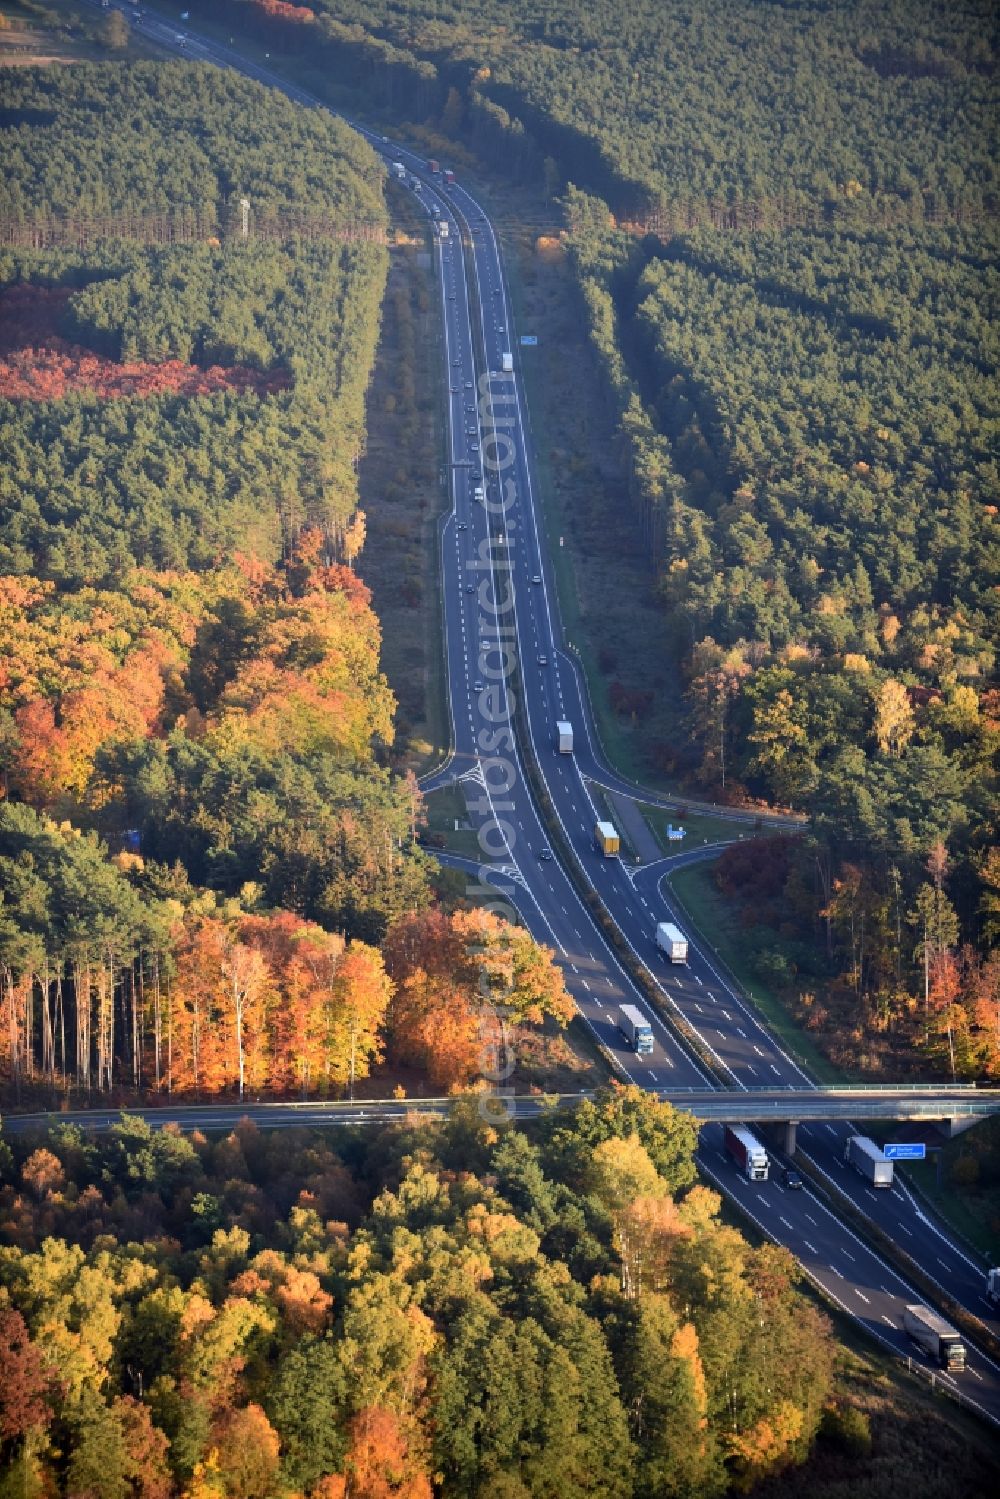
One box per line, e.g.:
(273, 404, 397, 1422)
(900, 1120, 1000, 1264)
(499, 225, 687, 792)
(633, 799, 746, 854)
(667, 859, 847, 1084)
(765, 1306, 1000, 1495)
(3, 0, 166, 60)
(357, 197, 450, 776)
(421, 783, 482, 861)
(903, 1158, 998, 1261)
(719, 1178, 1000, 1484)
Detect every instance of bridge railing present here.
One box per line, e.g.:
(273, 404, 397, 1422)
(809, 1082, 979, 1092)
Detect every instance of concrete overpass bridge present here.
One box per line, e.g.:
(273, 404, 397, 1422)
(655, 1084, 1000, 1153)
(4, 1085, 998, 1146)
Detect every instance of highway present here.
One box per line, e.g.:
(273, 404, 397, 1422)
(79, 2, 1000, 1425)
(411, 157, 1000, 1368)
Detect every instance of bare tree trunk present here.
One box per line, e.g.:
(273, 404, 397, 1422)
(718, 693, 727, 789)
(815, 851, 833, 959)
(23, 972, 34, 1081)
(41, 959, 54, 1083)
(95, 963, 108, 1092)
(135, 957, 143, 1090)
(166, 966, 173, 1095)
(2, 970, 20, 1095)
(235, 972, 245, 1102)
(75, 960, 91, 1090)
(108, 954, 116, 1092)
(153, 953, 162, 1092)
(56, 972, 66, 1088)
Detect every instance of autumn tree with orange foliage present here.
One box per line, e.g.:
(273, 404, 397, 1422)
(1, 549, 395, 817)
(967, 950, 1000, 1076)
(383, 907, 573, 1091)
(210, 1403, 282, 1499)
(238, 911, 342, 1096)
(161, 908, 392, 1100)
(319, 1407, 432, 1499)
(452, 906, 574, 1026)
(389, 967, 481, 1091)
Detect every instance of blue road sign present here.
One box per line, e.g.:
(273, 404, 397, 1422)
(883, 1142, 926, 1161)
(520, 335, 538, 346)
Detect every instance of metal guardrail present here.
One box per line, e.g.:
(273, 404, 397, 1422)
(809, 1085, 983, 1097)
(670, 1096, 1000, 1122)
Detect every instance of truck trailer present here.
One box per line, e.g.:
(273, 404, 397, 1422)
(556, 721, 574, 754)
(427, 158, 440, 174)
(618, 1004, 654, 1054)
(844, 1134, 893, 1187)
(435, 219, 449, 239)
(594, 821, 620, 857)
(902, 1304, 966, 1372)
(391, 161, 406, 179)
(724, 1124, 769, 1182)
(443, 169, 456, 185)
(501, 351, 514, 373)
(988, 1268, 1000, 1307)
(655, 922, 689, 963)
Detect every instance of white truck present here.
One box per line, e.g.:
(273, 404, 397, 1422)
(501, 351, 514, 373)
(844, 1134, 893, 1187)
(556, 720, 573, 754)
(902, 1304, 966, 1372)
(987, 1268, 1000, 1308)
(724, 1124, 769, 1182)
(618, 1004, 653, 1054)
(436, 219, 449, 239)
(391, 161, 406, 179)
(655, 922, 688, 963)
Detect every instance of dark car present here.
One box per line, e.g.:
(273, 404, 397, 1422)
(538, 847, 554, 861)
(782, 1166, 803, 1190)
